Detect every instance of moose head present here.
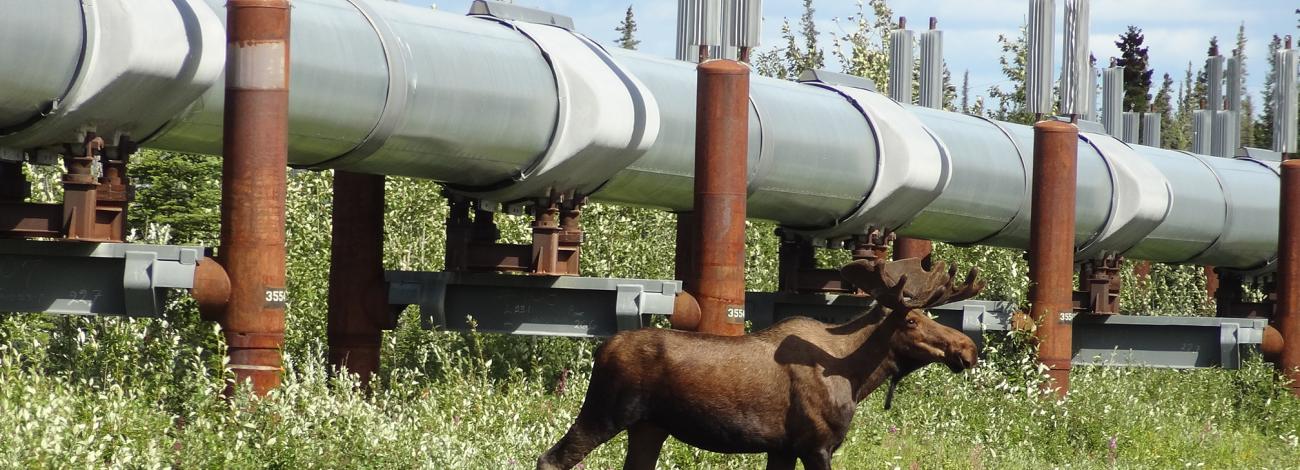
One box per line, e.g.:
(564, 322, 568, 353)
(840, 257, 985, 408)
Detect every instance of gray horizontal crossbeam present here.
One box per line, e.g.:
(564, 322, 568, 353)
(747, 292, 1267, 369)
(385, 272, 1267, 370)
(386, 271, 680, 337)
(0, 239, 204, 317)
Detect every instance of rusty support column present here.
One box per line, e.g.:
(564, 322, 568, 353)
(690, 60, 749, 336)
(674, 212, 698, 292)
(1028, 121, 1078, 395)
(0, 161, 29, 202)
(328, 171, 391, 386)
(531, 199, 562, 275)
(62, 135, 101, 240)
(1205, 266, 1220, 300)
(893, 237, 933, 268)
(96, 137, 135, 241)
(219, 0, 290, 395)
(1276, 158, 1300, 396)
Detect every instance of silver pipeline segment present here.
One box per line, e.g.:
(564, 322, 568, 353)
(0, 0, 1286, 272)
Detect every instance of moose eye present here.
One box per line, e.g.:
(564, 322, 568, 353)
(906, 317, 918, 327)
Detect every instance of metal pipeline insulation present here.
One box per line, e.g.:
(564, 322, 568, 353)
(0, 0, 1284, 271)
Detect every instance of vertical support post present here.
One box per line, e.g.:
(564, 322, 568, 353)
(674, 211, 697, 292)
(1205, 266, 1220, 301)
(328, 171, 389, 386)
(444, 197, 472, 272)
(1028, 121, 1078, 395)
(62, 134, 101, 240)
(220, 0, 290, 395)
(892, 237, 933, 267)
(1275, 158, 1300, 396)
(0, 161, 29, 202)
(531, 199, 562, 275)
(97, 137, 135, 241)
(691, 59, 749, 336)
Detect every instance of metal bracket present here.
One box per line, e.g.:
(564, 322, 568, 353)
(468, 1, 575, 31)
(0, 239, 202, 317)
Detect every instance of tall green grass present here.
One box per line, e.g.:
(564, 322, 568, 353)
(2, 159, 1297, 468)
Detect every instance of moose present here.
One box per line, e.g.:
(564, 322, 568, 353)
(536, 257, 985, 470)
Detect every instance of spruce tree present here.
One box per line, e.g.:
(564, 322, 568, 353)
(960, 69, 970, 113)
(1151, 73, 1182, 149)
(1115, 26, 1154, 113)
(615, 5, 639, 50)
(1256, 35, 1282, 147)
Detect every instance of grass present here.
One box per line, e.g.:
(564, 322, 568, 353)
(2, 319, 1298, 469)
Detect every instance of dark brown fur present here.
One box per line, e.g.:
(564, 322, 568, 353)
(537, 258, 983, 470)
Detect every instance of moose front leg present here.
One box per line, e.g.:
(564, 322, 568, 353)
(798, 449, 834, 470)
(765, 453, 797, 470)
(623, 422, 669, 470)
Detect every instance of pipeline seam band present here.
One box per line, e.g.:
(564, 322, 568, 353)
(784, 82, 884, 234)
(957, 114, 1032, 247)
(451, 18, 659, 203)
(1173, 150, 1231, 265)
(1073, 134, 1124, 255)
(311, 0, 411, 170)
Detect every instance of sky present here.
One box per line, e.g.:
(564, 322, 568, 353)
(403, 0, 1299, 112)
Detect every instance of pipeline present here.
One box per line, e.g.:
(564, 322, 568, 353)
(0, 0, 1283, 272)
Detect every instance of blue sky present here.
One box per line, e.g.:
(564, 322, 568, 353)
(404, 0, 1299, 110)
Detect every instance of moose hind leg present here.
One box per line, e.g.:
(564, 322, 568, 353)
(537, 412, 625, 470)
(622, 422, 669, 470)
(798, 450, 833, 470)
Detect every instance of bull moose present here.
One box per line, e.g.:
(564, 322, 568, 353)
(536, 257, 985, 470)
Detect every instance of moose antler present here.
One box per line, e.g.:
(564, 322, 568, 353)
(839, 257, 986, 311)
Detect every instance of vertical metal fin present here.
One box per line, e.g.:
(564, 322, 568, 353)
(1207, 54, 1225, 111)
(1083, 65, 1100, 122)
(676, 0, 696, 61)
(1276, 49, 1299, 153)
(1226, 56, 1242, 112)
(1025, 0, 1055, 114)
(1102, 67, 1124, 136)
(1121, 112, 1139, 144)
(728, 0, 762, 49)
(1192, 110, 1213, 155)
(676, 0, 728, 61)
(1059, 0, 1090, 117)
(1212, 110, 1236, 157)
(1141, 113, 1161, 147)
(919, 26, 943, 109)
(889, 28, 915, 104)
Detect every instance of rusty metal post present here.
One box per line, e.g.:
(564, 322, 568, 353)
(327, 171, 390, 386)
(673, 212, 698, 292)
(219, 0, 291, 395)
(0, 161, 30, 202)
(1276, 158, 1300, 396)
(691, 59, 749, 336)
(62, 134, 102, 240)
(1028, 121, 1078, 395)
(892, 237, 933, 268)
(531, 200, 562, 275)
(1205, 266, 1220, 300)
